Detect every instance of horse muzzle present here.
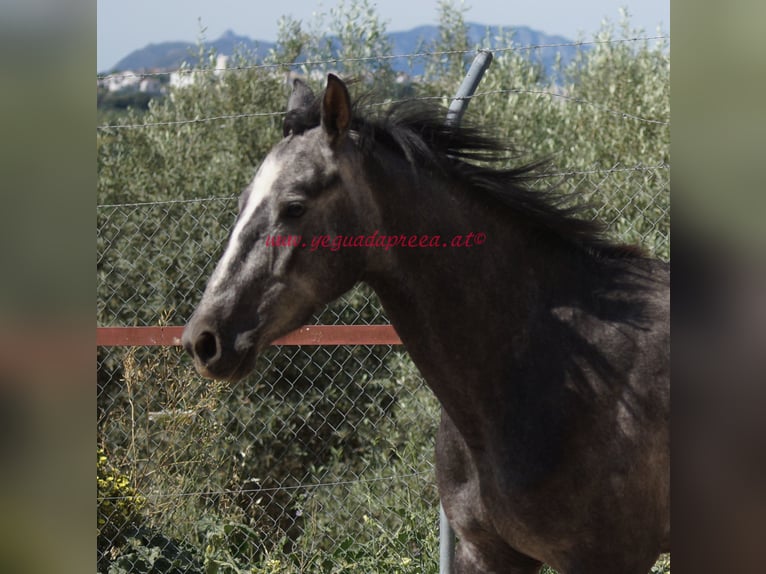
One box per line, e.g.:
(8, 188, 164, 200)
(182, 315, 260, 382)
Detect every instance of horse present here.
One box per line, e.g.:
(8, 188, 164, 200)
(182, 74, 670, 573)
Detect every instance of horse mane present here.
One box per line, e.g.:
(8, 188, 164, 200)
(285, 93, 644, 259)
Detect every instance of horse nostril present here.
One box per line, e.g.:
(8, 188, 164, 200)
(194, 331, 220, 365)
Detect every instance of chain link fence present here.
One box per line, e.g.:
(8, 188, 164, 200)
(97, 24, 669, 567)
(97, 343, 439, 573)
(96, 187, 442, 572)
(97, 159, 668, 572)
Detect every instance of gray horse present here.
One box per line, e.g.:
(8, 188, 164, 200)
(183, 75, 670, 573)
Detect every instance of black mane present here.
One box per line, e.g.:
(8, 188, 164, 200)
(285, 95, 642, 259)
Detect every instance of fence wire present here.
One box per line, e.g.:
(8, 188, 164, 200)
(97, 88, 668, 131)
(97, 34, 670, 132)
(97, 35, 668, 82)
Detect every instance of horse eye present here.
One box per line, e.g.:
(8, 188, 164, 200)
(283, 202, 306, 218)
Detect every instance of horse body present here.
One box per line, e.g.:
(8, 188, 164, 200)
(183, 75, 669, 573)
(364, 182, 669, 573)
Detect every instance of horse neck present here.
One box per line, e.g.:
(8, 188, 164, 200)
(361, 169, 593, 444)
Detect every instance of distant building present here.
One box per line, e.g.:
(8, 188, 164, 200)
(169, 54, 230, 89)
(139, 78, 163, 94)
(215, 54, 229, 72)
(169, 69, 195, 89)
(99, 71, 141, 93)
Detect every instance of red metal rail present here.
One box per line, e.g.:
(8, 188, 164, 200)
(96, 325, 402, 347)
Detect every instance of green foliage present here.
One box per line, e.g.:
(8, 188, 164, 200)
(97, 447, 145, 571)
(413, 5, 669, 258)
(98, 345, 439, 572)
(424, 0, 471, 88)
(239, 355, 439, 573)
(98, 88, 157, 112)
(266, 353, 440, 573)
(652, 553, 672, 573)
(442, 12, 669, 258)
(265, 0, 397, 96)
(540, 554, 670, 574)
(106, 528, 202, 574)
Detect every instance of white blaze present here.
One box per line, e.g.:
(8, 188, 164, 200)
(207, 153, 283, 293)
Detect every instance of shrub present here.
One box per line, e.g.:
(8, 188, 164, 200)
(97, 447, 145, 571)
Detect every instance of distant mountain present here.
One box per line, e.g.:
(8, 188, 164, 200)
(110, 30, 273, 72)
(107, 24, 578, 78)
(387, 23, 574, 76)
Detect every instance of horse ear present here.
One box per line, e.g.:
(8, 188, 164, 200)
(287, 78, 314, 112)
(321, 74, 351, 143)
(284, 78, 316, 136)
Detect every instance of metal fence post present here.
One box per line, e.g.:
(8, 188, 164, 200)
(446, 49, 494, 127)
(439, 49, 493, 574)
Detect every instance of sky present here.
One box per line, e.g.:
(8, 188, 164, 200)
(97, 0, 669, 72)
